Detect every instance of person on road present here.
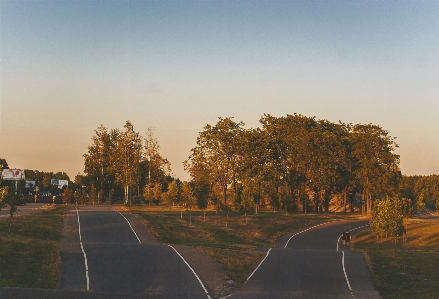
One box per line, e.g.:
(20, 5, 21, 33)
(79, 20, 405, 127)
(345, 232, 351, 246)
(342, 232, 346, 246)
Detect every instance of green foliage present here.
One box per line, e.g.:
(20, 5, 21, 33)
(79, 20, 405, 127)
(142, 183, 154, 203)
(185, 114, 400, 214)
(83, 123, 172, 205)
(90, 185, 97, 205)
(239, 189, 255, 216)
(371, 196, 407, 239)
(166, 180, 179, 204)
(195, 181, 209, 210)
(153, 183, 162, 203)
(181, 182, 196, 208)
(416, 193, 425, 214)
(62, 186, 72, 204)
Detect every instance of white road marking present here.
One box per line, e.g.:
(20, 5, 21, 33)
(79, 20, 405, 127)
(342, 251, 356, 298)
(116, 211, 142, 243)
(246, 248, 272, 283)
(284, 221, 333, 248)
(168, 245, 211, 299)
(342, 251, 352, 290)
(425, 209, 438, 217)
(337, 224, 369, 299)
(76, 206, 90, 291)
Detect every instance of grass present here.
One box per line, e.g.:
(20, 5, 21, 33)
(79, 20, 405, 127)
(0, 206, 65, 288)
(353, 219, 439, 299)
(128, 206, 351, 283)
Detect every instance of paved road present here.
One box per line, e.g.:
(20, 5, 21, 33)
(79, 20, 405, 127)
(228, 220, 381, 299)
(416, 208, 439, 220)
(58, 205, 210, 299)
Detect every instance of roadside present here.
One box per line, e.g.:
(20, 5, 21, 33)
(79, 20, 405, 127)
(0, 203, 53, 218)
(0, 205, 65, 288)
(353, 218, 439, 299)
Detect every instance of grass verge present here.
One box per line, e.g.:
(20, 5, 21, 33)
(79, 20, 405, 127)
(353, 219, 439, 299)
(0, 206, 65, 288)
(128, 206, 350, 283)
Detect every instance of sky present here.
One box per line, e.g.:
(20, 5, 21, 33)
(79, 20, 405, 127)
(1, 0, 438, 181)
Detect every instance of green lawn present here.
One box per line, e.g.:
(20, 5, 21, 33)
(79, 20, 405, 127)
(353, 219, 439, 299)
(0, 206, 65, 288)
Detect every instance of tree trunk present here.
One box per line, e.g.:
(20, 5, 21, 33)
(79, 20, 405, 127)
(343, 190, 347, 213)
(223, 184, 227, 206)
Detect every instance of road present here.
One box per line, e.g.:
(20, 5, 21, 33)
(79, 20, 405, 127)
(227, 220, 381, 299)
(58, 205, 210, 299)
(0, 207, 380, 299)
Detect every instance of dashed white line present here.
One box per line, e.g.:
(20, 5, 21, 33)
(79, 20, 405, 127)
(168, 245, 211, 299)
(425, 209, 438, 217)
(342, 251, 352, 291)
(246, 248, 272, 283)
(284, 221, 333, 248)
(76, 206, 90, 291)
(342, 251, 355, 298)
(116, 211, 142, 243)
(337, 224, 369, 299)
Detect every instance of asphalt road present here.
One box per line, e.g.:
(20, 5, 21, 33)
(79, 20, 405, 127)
(228, 219, 381, 299)
(58, 205, 210, 299)
(0, 207, 381, 299)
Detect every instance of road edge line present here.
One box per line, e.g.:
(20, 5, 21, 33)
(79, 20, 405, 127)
(168, 245, 211, 299)
(75, 206, 90, 291)
(246, 248, 272, 283)
(116, 210, 142, 243)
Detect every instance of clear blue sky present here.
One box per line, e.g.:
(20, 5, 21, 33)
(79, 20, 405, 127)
(1, 0, 438, 180)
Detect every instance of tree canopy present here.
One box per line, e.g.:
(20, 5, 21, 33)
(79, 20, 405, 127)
(184, 114, 401, 214)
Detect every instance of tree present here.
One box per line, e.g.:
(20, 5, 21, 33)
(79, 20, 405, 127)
(143, 182, 154, 205)
(416, 193, 425, 214)
(144, 127, 171, 184)
(110, 121, 143, 205)
(3, 184, 19, 233)
(153, 183, 162, 204)
(184, 117, 245, 206)
(166, 180, 179, 207)
(0, 162, 8, 213)
(239, 185, 255, 225)
(90, 185, 97, 205)
(62, 186, 72, 205)
(83, 125, 114, 199)
(181, 182, 196, 226)
(194, 181, 209, 219)
(349, 124, 400, 216)
(370, 196, 407, 242)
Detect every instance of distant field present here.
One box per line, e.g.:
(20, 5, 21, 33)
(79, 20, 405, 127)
(0, 206, 65, 288)
(353, 219, 439, 299)
(128, 206, 353, 283)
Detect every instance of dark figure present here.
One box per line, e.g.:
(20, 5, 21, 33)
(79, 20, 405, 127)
(342, 232, 347, 246)
(345, 232, 351, 246)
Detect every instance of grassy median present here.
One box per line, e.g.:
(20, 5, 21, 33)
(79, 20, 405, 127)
(0, 206, 65, 288)
(129, 206, 349, 283)
(353, 219, 439, 299)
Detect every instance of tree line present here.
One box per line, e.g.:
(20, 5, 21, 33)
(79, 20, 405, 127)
(184, 114, 401, 216)
(82, 121, 172, 204)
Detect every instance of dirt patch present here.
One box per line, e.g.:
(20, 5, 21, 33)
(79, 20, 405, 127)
(172, 244, 234, 298)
